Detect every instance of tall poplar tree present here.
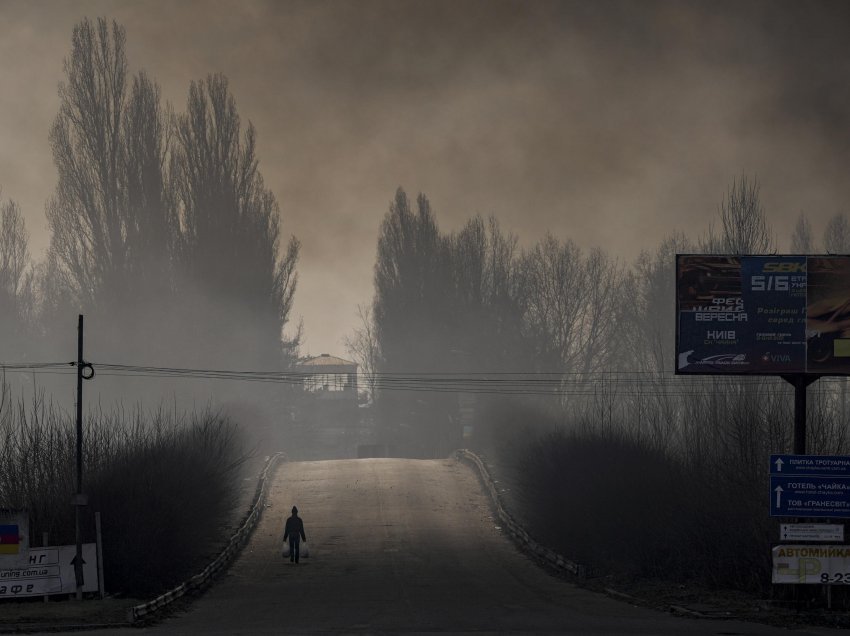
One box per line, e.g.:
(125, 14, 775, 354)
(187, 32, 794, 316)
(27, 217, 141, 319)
(45, 18, 175, 360)
(172, 74, 300, 368)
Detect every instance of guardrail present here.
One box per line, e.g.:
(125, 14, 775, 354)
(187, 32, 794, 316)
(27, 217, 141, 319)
(129, 452, 284, 623)
(455, 449, 585, 578)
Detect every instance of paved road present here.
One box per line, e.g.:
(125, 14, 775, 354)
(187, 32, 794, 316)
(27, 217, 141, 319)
(62, 458, 832, 635)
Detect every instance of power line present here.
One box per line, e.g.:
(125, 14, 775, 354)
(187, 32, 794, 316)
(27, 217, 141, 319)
(5, 361, 850, 398)
(0, 362, 77, 376)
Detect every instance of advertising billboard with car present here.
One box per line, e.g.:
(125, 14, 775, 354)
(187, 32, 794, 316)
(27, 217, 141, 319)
(676, 255, 850, 375)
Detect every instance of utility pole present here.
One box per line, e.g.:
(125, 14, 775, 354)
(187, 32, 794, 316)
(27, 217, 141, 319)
(73, 315, 94, 599)
(74, 315, 84, 598)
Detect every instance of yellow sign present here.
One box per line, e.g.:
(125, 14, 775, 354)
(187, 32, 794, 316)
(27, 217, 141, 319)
(773, 544, 850, 584)
(834, 339, 850, 358)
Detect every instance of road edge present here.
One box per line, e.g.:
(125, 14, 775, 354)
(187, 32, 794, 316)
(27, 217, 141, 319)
(127, 452, 284, 623)
(455, 449, 585, 577)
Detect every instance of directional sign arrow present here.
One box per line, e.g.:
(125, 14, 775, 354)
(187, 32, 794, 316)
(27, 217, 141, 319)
(69, 555, 86, 566)
(775, 485, 784, 508)
(775, 457, 784, 472)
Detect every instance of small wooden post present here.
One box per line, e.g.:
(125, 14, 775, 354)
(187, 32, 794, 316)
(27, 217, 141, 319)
(95, 512, 105, 599)
(42, 532, 48, 603)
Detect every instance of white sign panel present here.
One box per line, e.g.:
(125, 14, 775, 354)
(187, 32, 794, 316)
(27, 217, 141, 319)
(780, 523, 844, 542)
(0, 543, 98, 598)
(773, 544, 850, 584)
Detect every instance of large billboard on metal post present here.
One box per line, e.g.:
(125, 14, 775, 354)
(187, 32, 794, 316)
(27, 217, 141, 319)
(676, 255, 850, 375)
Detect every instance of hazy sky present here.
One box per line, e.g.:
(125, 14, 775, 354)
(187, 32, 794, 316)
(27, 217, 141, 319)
(1, 0, 850, 357)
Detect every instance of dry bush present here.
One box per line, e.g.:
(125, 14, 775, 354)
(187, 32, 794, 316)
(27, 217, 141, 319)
(504, 375, 850, 592)
(516, 429, 687, 577)
(0, 382, 247, 595)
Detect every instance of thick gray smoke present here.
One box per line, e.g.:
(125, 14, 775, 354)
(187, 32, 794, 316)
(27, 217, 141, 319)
(1, 0, 849, 374)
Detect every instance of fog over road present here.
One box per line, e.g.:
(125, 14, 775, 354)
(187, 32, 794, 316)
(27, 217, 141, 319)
(66, 458, 829, 635)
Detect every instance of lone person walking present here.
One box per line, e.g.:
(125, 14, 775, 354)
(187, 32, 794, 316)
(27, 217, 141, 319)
(283, 506, 307, 564)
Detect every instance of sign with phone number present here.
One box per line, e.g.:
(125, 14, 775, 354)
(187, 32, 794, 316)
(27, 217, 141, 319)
(773, 545, 850, 584)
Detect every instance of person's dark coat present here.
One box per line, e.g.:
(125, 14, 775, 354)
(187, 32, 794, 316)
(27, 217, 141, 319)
(284, 514, 306, 542)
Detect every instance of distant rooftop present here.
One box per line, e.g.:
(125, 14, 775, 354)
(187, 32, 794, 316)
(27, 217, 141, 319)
(297, 354, 357, 369)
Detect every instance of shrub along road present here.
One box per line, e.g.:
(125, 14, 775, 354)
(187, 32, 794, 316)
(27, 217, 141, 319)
(35, 458, 833, 635)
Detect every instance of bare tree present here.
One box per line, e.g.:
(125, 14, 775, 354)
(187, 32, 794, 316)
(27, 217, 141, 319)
(46, 18, 129, 308)
(518, 234, 587, 371)
(702, 175, 773, 255)
(628, 232, 691, 373)
(823, 213, 850, 254)
(0, 197, 35, 358)
(443, 215, 529, 373)
(45, 19, 176, 317)
(790, 212, 815, 254)
(0, 199, 29, 303)
(43, 18, 186, 369)
(344, 305, 381, 401)
(124, 71, 175, 288)
(516, 234, 627, 415)
(373, 188, 445, 372)
(578, 248, 626, 374)
(483, 217, 528, 364)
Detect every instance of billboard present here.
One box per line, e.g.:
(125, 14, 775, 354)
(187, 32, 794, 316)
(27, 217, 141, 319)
(676, 255, 850, 375)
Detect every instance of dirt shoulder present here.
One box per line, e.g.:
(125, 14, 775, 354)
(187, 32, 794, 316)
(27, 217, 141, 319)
(583, 574, 850, 631)
(0, 597, 139, 632)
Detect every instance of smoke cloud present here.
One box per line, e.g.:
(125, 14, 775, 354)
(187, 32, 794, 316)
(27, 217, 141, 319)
(1, 0, 849, 355)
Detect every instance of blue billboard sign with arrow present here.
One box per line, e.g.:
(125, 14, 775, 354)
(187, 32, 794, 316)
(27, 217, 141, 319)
(771, 454, 850, 477)
(770, 454, 850, 518)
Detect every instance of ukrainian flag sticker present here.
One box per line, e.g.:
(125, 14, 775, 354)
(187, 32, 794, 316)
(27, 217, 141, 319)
(0, 525, 20, 554)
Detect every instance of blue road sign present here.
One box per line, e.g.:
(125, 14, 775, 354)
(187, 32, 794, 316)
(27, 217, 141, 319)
(770, 474, 850, 518)
(771, 454, 850, 477)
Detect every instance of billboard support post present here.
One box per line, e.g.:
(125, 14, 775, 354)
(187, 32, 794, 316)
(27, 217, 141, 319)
(780, 374, 820, 456)
(794, 376, 806, 455)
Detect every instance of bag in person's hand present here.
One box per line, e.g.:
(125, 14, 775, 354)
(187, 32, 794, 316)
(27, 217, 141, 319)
(301, 542, 309, 558)
(282, 541, 291, 558)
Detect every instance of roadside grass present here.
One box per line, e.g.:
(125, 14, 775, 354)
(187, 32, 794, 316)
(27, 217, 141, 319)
(0, 381, 250, 597)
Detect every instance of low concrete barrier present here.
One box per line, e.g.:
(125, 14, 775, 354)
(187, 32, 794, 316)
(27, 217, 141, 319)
(129, 452, 284, 623)
(455, 449, 585, 578)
